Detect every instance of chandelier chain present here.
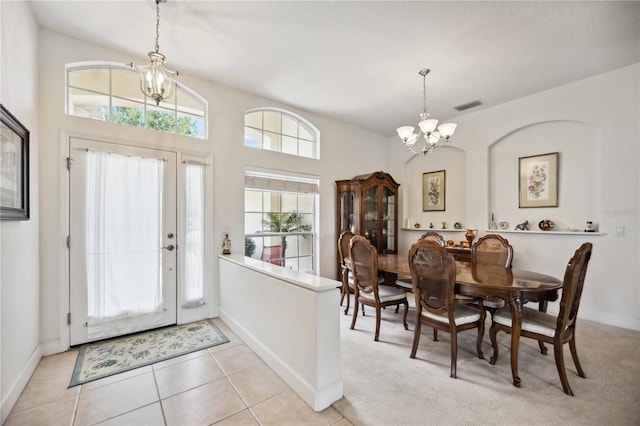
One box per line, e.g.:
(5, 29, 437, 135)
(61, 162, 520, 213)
(155, 0, 161, 53)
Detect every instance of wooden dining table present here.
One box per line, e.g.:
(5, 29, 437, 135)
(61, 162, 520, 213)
(377, 253, 563, 388)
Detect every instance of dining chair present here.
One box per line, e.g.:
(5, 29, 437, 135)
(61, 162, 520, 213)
(471, 234, 513, 268)
(489, 242, 593, 395)
(349, 235, 409, 341)
(465, 234, 514, 315)
(408, 239, 486, 378)
(395, 231, 447, 291)
(338, 231, 355, 314)
(418, 231, 446, 247)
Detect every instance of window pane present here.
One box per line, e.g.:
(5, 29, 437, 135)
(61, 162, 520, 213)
(176, 112, 202, 137)
(299, 256, 313, 273)
(68, 87, 109, 120)
(281, 193, 297, 212)
(245, 190, 262, 212)
(299, 140, 314, 158)
(300, 213, 313, 228)
(111, 99, 144, 128)
(69, 69, 109, 93)
(264, 192, 280, 214)
(282, 136, 298, 156)
(178, 112, 204, 139)
(282, 115, 298, 137)
(245, 213, 263, 234)
(285, 235, 298, 258)
(263, 131, 281, 152)
(300, 236, 313, 256)
(298, 194, 314, 213)
(112, 69, 144, 101)
(183, 163, 205, 305)
(244, 127, 263, 148)
(146, 106, 176, 133)
(176, 89, 205, 115)
(299, 122, 314, 141)
(245, 111, 262, 128)
(263, 111, 281, 133)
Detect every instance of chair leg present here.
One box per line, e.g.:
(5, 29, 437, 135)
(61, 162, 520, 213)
(402, 301, 409, 330)
(410, 314, 421, 358)
(433, 329, 438, 341)
(569, 336, 586, 378)
(554, 343, 574, 396)
(489, 324, 499, 365)
(374, 306, 382, 341)
(350, 300, 359, 330)
(476, 324, 485, 360)
(450, 328, 458, 378)
(395, 303, 400, 313)
(344, 289, 350, 315)
(538, 340, 548, 355)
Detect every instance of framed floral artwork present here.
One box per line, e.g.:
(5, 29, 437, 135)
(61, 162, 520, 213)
(423, 170, 445, 211)
(519, 152, 558, 208)
(1, 104, 30, 220)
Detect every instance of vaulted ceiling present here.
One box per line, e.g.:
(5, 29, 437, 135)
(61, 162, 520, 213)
(29, 1, 640, 136)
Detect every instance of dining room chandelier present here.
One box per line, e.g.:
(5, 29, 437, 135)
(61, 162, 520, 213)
(128, 0, 181, 105)
(396, 69, 457, 156)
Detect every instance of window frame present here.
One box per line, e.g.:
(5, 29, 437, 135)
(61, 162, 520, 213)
(244, 107, 320, 159)
(65, 62, 207, 139)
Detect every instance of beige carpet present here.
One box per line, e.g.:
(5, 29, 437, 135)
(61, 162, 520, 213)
(333, 300, 640, 425)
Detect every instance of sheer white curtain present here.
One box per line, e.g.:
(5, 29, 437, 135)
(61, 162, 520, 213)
(182, 162, 205, 308)
(85, 151, 165, 325)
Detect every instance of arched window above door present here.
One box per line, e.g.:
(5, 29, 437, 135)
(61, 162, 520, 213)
(66, 62, 207, 139)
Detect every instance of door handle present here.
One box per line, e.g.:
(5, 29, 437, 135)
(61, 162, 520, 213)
(161, 244, 175, 251)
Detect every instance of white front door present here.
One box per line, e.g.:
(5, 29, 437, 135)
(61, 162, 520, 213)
(69, 138, 177, 345)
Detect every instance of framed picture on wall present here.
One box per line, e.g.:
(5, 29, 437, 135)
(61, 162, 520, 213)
(0, 104, 30, 220)
(423, 170, 445, 211)
(519, 152, 558, 208)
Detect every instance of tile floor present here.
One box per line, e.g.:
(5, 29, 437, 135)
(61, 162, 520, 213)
(5, 319, 351, 426)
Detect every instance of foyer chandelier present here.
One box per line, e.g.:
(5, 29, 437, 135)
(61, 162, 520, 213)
(396, 69, 457, 156)
(128, 0, 181, 105)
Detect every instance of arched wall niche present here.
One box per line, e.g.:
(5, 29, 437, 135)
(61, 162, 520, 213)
(402, 145, 467, 229)
(488, 120, 599, 231)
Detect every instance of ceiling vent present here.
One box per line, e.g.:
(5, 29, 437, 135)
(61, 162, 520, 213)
(454, 100, 482, 112)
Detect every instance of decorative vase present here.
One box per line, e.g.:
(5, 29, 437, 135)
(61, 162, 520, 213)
(465, 229, 478, 246)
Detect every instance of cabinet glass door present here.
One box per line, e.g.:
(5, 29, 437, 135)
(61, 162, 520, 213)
(339, 191, 355, 234)
(382, 187, 395, 253)
(363, 186, 379, 248)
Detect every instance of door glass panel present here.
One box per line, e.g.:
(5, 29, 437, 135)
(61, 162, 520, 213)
(383, 187, 395, 252)
(339, 191, 355, 233)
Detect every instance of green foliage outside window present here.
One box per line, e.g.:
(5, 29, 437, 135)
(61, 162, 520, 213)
(103, 106, 198, 136)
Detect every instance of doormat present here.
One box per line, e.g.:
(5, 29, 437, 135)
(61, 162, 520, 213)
(69, 319, 229, 387)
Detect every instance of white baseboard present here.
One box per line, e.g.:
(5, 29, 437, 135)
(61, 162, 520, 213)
(220, 308, 342, 411)
(1, 344, 42, 424)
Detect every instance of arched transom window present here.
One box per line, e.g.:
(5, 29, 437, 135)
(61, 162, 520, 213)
(244, 108, 319, 159)
(66, 63, 207, 139)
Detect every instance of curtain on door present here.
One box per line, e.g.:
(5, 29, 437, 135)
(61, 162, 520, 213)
(182, 162, 205, 308)
(85, 150, 165, 332)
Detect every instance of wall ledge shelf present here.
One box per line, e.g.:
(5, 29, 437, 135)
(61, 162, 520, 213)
(402, 228, 465, 232)
(484, 229, 605, 236)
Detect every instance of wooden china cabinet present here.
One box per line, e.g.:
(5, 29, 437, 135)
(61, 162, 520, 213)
(335, 171, 399, 279)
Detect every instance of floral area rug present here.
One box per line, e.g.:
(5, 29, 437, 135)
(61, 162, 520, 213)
(69, 319, 228, 387)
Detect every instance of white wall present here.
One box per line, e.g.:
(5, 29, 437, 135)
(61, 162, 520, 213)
(391, 64, 640, 331)
(0, 2, 41, 422)
(37, 29, 390, 353)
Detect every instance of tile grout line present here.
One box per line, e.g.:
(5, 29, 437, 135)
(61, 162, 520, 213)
(151, 365, 169, 426)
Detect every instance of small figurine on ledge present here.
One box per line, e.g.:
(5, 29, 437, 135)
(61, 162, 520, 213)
(514, 220, 529, 231)
(222, 233, 231, 254)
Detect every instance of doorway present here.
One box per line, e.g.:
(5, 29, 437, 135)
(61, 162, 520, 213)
(68, 138, 177, 345)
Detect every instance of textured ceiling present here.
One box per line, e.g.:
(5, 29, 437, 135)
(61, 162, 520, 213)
(29, 1, 640, 136)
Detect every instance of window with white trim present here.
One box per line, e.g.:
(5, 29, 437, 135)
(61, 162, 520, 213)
(244, 108, 319, 159)
(244, 170, 318, 273)
(66, 63, 207, 139)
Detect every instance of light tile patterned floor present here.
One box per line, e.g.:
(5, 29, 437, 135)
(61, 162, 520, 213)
(5, 319, 349, 426)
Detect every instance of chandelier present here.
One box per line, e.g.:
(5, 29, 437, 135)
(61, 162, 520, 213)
(396, 69, 457, 155)
(128, 0, 181, 105)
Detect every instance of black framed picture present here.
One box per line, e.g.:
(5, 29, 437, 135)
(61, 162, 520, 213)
(1, 104, 30, 220)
